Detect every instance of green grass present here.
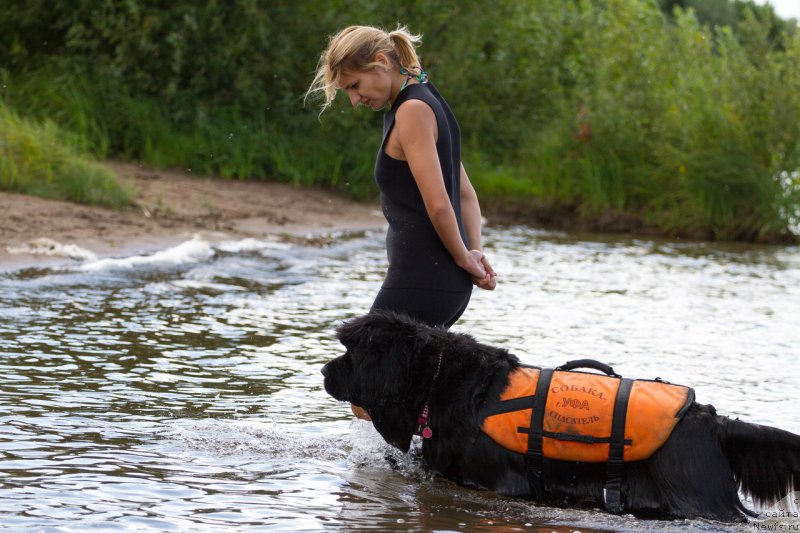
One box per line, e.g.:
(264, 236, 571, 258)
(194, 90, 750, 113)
(3, 68, 381, 199)
(0, 101, 132, 207)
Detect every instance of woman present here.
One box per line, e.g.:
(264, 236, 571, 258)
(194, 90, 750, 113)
(308, 25, 496, 420)
(307, 24, 496, 328)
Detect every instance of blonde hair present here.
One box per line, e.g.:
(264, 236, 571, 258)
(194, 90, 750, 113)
(305, 25, 423, 112)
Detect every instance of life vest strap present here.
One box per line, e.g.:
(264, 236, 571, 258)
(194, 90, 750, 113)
(604, 377, 633, 514)
(525, 368, 553, 501)
(478, 395, 535, 419)
(517, 427, 633, 446)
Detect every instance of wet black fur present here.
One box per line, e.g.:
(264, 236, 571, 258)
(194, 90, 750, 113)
(321, 310, 800, 521)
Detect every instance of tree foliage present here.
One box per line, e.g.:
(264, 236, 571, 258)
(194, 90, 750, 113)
(1, 0, 798, 241)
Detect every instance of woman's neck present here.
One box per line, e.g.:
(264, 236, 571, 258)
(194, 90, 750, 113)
(389, 71, 419, 105)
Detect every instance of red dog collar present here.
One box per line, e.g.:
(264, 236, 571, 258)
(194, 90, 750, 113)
(414, 351, 443, 440)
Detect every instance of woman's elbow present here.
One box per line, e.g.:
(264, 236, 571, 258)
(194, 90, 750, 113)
(461, 190, 480, 212)
(460, 183, 479, 203)
(426, 200, 453, 222)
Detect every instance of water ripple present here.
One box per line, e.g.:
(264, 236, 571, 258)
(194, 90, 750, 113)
(0, 228, 797, 531)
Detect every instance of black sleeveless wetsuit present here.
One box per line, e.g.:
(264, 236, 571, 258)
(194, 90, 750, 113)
(370, 82, 472, 329)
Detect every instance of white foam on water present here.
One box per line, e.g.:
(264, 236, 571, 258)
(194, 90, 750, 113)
(216, 238, 292, 254)
(69, 235, 292, 273)
(6, 237, 98, 261)
(79, 235, 214, 272)
(344, 419, 395, 464)
(345, 421, 430, 480)
(171, 278, 246, 292)
(166, 418, 351, 462)
(164, 417, 425, 477)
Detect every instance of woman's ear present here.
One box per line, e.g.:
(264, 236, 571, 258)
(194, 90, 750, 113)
(375, 52, 391, 71)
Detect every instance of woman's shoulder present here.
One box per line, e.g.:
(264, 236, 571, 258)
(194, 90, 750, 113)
(394, 97, 437, 133)
(396, 96, 432, 114)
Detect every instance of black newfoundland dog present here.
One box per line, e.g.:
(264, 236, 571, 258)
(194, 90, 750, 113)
(321, 310, 800, 521)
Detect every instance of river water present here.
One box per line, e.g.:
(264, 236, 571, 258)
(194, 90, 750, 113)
(1, 226, 798, 532)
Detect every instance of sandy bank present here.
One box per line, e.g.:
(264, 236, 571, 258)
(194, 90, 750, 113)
(0, 162, 385, 271)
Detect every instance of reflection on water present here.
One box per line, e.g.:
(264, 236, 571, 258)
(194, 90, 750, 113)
(1, 227, 798, 531)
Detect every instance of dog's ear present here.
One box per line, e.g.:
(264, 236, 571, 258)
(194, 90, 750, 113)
(337, 311, 435, 453)
(358, 350, 417, 453)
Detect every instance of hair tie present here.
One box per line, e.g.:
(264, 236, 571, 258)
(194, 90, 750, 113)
(400, 66, 428, 84)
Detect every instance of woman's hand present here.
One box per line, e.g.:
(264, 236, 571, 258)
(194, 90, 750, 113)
(466, 249, 497, 291)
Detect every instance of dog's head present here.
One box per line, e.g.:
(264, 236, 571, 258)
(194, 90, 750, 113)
(321, 310, 443, 452)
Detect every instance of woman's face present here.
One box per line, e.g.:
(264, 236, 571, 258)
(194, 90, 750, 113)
(338, 57, 394, 111)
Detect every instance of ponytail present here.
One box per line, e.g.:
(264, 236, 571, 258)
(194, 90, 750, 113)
(389, 26, 423, 78)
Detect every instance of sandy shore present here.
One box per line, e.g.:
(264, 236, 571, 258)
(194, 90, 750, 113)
(0, 162, 385, 271)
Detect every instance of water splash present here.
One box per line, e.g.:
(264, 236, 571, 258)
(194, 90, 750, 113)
(79, 235, 213, 271)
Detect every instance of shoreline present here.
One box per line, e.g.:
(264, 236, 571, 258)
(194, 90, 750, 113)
(0, 162, 386, 272)
(4, 161, 796, 274)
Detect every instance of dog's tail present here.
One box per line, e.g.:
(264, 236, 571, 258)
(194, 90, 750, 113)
(719, 416, 800, 507)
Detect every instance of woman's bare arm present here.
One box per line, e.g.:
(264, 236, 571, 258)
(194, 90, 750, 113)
(393, 99, 487, 280)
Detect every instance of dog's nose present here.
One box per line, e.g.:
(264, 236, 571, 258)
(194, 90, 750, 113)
(320, 362, 329, 377)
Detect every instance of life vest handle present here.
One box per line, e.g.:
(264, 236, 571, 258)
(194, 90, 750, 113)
(556, 359, 620, 378)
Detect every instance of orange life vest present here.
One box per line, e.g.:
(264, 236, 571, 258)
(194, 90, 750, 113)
(480, 365, 693, 463)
